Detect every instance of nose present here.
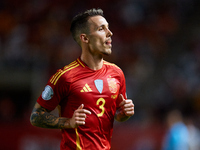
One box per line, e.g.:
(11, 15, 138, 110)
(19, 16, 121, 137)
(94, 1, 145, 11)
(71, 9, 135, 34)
(107, 28, 113, 37)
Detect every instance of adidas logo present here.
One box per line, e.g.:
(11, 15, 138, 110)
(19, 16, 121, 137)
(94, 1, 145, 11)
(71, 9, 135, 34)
(80, 84, 92, 92)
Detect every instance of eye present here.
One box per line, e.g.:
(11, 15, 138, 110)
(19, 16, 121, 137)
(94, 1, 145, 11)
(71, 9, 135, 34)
(98, 25, 109, 31)
(98, 27, 104, 31)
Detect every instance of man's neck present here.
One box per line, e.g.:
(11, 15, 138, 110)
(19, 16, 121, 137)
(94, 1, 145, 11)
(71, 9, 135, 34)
(80, 54, 103, 70)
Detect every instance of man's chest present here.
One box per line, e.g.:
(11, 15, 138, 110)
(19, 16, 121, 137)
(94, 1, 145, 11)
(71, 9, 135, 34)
(62, 72, 121, 116)
(71, 72, 120, 99)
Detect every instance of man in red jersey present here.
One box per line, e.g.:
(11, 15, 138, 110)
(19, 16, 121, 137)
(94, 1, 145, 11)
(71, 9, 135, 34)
(30, 8, 134, 150)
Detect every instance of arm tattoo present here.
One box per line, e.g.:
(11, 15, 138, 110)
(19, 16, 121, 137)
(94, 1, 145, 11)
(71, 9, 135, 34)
(30, 104, 71, 129)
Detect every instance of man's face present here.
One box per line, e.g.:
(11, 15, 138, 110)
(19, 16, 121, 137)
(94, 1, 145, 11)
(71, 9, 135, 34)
(87, 15, 113, 56)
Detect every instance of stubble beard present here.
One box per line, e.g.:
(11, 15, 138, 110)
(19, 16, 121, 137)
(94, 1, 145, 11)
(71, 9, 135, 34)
(102, 48, 112, 56)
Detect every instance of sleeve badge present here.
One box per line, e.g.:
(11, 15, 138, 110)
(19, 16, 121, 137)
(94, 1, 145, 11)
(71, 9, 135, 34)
(42, 85, 54, 100)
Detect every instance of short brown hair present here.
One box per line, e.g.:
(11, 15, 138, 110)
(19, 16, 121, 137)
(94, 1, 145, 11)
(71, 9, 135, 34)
(70, 8, 104, 45)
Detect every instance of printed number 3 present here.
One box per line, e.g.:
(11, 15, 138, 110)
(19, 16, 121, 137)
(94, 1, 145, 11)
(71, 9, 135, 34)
(96, 98, 105, 117)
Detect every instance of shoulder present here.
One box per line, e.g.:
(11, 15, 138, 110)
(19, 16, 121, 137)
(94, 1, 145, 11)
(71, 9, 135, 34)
(103, 60, 121, 69)
(49, 60, 81, 85)
(103, 60, 124, 75)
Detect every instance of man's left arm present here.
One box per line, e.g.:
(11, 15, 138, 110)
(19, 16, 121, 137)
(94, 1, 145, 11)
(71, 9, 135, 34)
(115, 94, 134, 122)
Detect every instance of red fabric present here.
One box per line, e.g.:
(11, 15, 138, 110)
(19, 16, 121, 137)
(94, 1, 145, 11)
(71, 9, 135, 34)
(37, 57, 126, 150)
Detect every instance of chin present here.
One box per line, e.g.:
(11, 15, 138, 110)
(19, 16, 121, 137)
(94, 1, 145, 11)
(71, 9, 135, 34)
(103, 49, 112, 56)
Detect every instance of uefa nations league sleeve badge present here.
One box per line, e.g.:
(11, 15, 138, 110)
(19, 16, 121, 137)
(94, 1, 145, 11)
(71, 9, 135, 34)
(42, 85, 54, 100)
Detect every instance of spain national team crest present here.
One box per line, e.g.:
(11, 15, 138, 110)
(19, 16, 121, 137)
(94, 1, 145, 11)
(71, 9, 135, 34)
(107, 78, 118, 93)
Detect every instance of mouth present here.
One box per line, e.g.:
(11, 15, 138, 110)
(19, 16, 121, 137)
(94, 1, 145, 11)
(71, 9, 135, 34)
(105, 39, 112, 47)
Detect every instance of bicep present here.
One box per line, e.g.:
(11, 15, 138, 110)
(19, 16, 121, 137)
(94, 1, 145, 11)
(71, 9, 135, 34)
(32, 102, 51, 113)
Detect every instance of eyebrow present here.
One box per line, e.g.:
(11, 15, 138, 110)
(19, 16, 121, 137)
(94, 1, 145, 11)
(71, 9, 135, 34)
(98, 24, 109, 29)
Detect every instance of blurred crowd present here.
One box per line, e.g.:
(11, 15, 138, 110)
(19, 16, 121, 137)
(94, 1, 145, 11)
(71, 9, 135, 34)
(0, 0, 200, 149)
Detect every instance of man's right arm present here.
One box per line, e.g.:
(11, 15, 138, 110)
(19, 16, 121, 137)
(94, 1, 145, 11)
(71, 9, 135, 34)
(30, 102, 71, 129)
(30, 102, 91, 129)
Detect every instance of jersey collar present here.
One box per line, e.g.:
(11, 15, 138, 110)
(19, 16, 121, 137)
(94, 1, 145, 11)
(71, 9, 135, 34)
(76, 57, 105, 71)
(77, 57, 86, 68)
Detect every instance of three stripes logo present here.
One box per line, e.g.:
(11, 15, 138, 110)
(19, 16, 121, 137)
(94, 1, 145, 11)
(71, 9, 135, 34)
(80, 84, 92, 92)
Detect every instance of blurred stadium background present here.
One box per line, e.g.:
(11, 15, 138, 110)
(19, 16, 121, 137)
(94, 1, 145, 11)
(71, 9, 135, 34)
(0, 0, 200, 149)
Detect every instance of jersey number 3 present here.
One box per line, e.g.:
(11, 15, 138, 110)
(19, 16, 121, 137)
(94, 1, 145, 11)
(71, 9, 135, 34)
(96, 98, 105, 117)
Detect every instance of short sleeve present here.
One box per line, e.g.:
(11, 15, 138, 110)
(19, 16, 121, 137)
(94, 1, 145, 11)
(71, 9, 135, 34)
(37, 74, 70, 111)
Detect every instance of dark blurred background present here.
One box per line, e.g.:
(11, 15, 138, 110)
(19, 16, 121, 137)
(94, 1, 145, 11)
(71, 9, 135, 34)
(0, 0, 200, 149)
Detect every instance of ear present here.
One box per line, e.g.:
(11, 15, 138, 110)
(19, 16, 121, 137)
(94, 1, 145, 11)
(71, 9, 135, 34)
(80, 34, 89, 43)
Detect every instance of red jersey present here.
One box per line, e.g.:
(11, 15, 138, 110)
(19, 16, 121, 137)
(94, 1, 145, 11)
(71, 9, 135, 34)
(37, 57, 127, 150)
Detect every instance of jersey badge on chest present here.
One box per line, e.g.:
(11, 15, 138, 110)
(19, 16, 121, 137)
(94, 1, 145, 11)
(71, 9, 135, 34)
(94, 79, 103, 94)
(107, 78, 118, 93)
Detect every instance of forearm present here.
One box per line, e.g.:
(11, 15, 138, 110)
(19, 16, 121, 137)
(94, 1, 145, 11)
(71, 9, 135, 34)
(115, 108, 130, 122)
(30, 111, 71, 129)
(30, 103, 71, 129)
